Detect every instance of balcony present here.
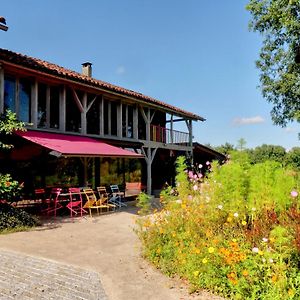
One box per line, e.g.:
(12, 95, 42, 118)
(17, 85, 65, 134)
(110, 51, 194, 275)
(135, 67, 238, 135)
(150, 124, 189, 144)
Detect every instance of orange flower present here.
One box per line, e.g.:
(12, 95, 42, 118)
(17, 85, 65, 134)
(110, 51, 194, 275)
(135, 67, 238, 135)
(5, 181, 11, 187)
(242, 270, 249, 277)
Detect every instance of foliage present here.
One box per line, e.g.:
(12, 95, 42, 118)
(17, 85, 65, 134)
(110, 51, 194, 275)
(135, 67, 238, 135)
(0, 110, 25, 149)
(0, 203, 38, 232)
(246, 0, 300, 127)
(136, 155, 300, 299)
(0, 174, 23, 202)
(214, 142, 236, 155)
(286, 147, 300, 170)
(136, 192, 152, 215)
(247, 144, 287, 165)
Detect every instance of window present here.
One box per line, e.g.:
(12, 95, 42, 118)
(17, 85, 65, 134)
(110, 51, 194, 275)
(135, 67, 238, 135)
(19, 79, 31, 123)
(37, 83, 47, 128)
(4, 75, 32, 123)
(87, 94, 100, 135)
(4, 76, 16, 112)
(66, 88, 81, 132)
(50, 86, 59, 129)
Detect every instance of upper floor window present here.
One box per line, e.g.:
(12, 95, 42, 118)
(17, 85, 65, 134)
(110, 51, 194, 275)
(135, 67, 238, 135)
(4, 75, 31, 123)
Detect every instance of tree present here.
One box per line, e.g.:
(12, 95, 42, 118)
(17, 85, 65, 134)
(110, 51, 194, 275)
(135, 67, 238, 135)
(286, 147, 300, 169)
(248, 144, 286, 164)
(214, 142, 235, 155)
(0, 110, 25, 201)
(246, 0, 300, 126)
(237, 138, 247, 151)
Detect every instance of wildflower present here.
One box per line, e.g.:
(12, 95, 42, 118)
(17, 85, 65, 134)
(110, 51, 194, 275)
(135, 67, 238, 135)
(269, 237, 275, 243)
(269, 258, 274, 263)
(291, 190, 298, 198)
(172, 232, 176, 237)
(181, 204, 187, 209)
(193, 185, 198, 191)
(233, 212, 239, 218)
(227, 217, 232, 223)
(188, 195, 193, 200)
(5, 182, 10, 187)
(208, 247, 215, 254)
(188, 171, 194, 178)
(206, 161, 210, 165)
(202, 258, 208, 264)
(199, 164, 203, 168)
(258, 250, 264, 256)
(241, 220, 247, 226)
(262, 258, 266, 263)
(156, 248, 161, 254)
(195, 248, 200, 254)
(193, 270, 200, 277)
(217, 205, 223, 210)
(242, 270, 249, 277)
(232, 239, 237, 243)
(252, 247, 259, 253)
(251, 207, 256, 212)
(262, 237, 268, 243)
(198, 173, 203, 178)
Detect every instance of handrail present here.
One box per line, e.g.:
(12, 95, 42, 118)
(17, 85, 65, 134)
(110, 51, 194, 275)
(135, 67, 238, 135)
(150, 124, 189, 144)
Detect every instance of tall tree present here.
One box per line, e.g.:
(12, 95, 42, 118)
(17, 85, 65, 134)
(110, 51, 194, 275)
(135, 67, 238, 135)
(247, 0, 300, 126)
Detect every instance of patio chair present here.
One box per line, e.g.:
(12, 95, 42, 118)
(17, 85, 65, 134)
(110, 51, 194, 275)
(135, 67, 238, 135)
(83, 188, 109, 217)
(109, 184, 127, 208)
(42, 187, 63, 217)
(97, 186, 116, 211)
(66, 188, 87, 217)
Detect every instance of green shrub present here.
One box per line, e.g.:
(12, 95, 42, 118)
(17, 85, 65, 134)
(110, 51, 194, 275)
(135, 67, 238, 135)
(0, 203, 38, 232)
(136, 192, 152, 215)
(0, 174, 23, 202)
(136, 155, 300, 299)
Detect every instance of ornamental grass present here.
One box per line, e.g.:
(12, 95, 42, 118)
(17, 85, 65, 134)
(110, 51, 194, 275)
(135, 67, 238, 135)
(136, 154, 300, 299)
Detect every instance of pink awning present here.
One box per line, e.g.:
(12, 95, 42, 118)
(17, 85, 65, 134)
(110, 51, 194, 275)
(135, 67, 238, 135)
(15, 131, 143, 158)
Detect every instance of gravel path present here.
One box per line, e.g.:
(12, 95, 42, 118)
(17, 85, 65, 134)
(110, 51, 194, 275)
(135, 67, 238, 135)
(0, 206, 224, 300)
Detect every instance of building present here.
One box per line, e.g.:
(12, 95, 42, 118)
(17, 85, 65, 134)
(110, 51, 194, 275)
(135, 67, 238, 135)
(0, 48, 206, 196)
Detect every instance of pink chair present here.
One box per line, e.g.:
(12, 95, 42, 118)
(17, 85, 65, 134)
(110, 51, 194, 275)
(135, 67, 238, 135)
(42, 188, 63, 217)
(67, 188, 87, 217)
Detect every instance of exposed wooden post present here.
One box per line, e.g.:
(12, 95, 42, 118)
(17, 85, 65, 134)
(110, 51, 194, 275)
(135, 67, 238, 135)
(142, 147, 158, 195)
(59, 86, 66, 132)
(185, 119, 193, 163)
(99, 95, 104, 136)
(46, 86, 50, 128)
(0, 64, 4, 114)
(108, 101, 111, 135)
(170, 114, 174, 144)
(81, 92, 87, 134)
(117, 102, 122, 138)
(133, 105, 138, 139)
(30, 80, 38, 128)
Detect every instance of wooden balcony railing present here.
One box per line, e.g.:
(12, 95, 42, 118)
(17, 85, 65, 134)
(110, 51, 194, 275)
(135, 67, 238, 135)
(150, 125, 189, 144)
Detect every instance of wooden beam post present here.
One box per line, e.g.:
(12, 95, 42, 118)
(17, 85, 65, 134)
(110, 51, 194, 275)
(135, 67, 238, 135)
(133, 105, 138, 139)
(142, 147, 158, 195)
(0, 64, 4, 114)
(59, 86, 66, 132)
(81, 92, 87, 134)
(99, 96, 104, 135)
(30, 80, 38, 128)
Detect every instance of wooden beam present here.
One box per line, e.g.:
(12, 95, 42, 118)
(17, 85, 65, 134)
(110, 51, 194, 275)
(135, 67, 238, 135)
(86, 95, 97, 112)
(165, 118, 186, 123)
(0, 64, 3, 114)
(30, 80, 38, 128)
(59, 86, 66, 132)
(71, 88, 84, 113)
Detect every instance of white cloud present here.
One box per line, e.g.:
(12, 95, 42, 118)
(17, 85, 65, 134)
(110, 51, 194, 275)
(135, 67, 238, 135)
(284, 127, 296, 133)
(233, 116, 265, 126)
(116, 65, 126, 75)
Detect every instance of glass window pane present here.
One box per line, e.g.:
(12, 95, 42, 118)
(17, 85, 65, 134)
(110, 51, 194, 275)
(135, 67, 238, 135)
(38, 83, 47, 128)
(19, 79, 31, 123)
(4, 76, 16, 113)
(50, 86, 59, 129)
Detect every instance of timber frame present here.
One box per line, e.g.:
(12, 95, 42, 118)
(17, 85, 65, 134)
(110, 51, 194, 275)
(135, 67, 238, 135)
(0, 49, 205, 194)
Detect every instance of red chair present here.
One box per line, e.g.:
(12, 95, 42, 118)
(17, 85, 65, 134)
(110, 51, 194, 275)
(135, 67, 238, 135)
(42, 188, 63, 217)
(67, 188, 87, 217)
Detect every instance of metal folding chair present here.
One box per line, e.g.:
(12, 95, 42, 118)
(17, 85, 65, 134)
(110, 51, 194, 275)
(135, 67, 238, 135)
(42, 188, 63, 217)
(109, 185, 127, 208)
(66, 188, 87, 217)
(97, 186, 116, 211)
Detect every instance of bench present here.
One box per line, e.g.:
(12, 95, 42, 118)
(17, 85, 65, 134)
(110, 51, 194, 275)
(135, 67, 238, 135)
(125, 182, 142, 198)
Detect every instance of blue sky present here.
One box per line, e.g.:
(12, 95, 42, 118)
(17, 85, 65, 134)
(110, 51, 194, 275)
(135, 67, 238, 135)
(1, 1, 298, 149)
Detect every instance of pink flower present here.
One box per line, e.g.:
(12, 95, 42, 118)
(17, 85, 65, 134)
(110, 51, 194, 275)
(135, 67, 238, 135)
(291, 190, 298, 198)
(198, 173, 203, 178)
(206, 161, 210, 165)
(188, 171, 194, 179)
(193, 185, 198, 191)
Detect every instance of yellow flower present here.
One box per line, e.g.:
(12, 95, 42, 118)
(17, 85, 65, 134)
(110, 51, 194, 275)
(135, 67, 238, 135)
(288, 289, 295, 296)
(202, 258, 208, 264)
(232, 239, 237, 243)
(181, 204, 187, 209)
(241, 220, 247, 226)
(242, 270, 249, 277)
(258, 250, 264, 256)
(195, 248, 201, 254)
(208, 247, 215, 254)
(269, 237, 275, 243)
(193, 270, 200, 277)
(156, 248, 161, 254)
(172, 232, 176, 237)
(227, 217, 233, 223)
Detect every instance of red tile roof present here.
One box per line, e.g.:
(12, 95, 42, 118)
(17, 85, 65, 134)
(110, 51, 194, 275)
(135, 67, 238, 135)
(0, 48, 205, 121)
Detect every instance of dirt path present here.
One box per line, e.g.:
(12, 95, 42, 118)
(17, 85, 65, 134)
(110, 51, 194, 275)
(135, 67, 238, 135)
(0, 207, 223, 300)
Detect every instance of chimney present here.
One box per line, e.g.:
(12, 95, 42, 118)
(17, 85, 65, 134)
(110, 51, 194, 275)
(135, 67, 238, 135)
(82, 62, 92, 77)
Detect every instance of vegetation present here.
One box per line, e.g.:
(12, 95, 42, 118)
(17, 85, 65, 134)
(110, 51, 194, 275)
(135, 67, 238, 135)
(0, 203, 38, 233)
(137, 154, 300, 299)
(0, 110, 25, 203)
(246, 0, 300, 127)
(136, 192, 152, 215)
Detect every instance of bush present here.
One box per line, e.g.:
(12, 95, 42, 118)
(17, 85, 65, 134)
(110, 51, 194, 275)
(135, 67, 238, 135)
(0, 174, 23, 202)
(0, 203, 38, 232)
(136, 155, 300, 299)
